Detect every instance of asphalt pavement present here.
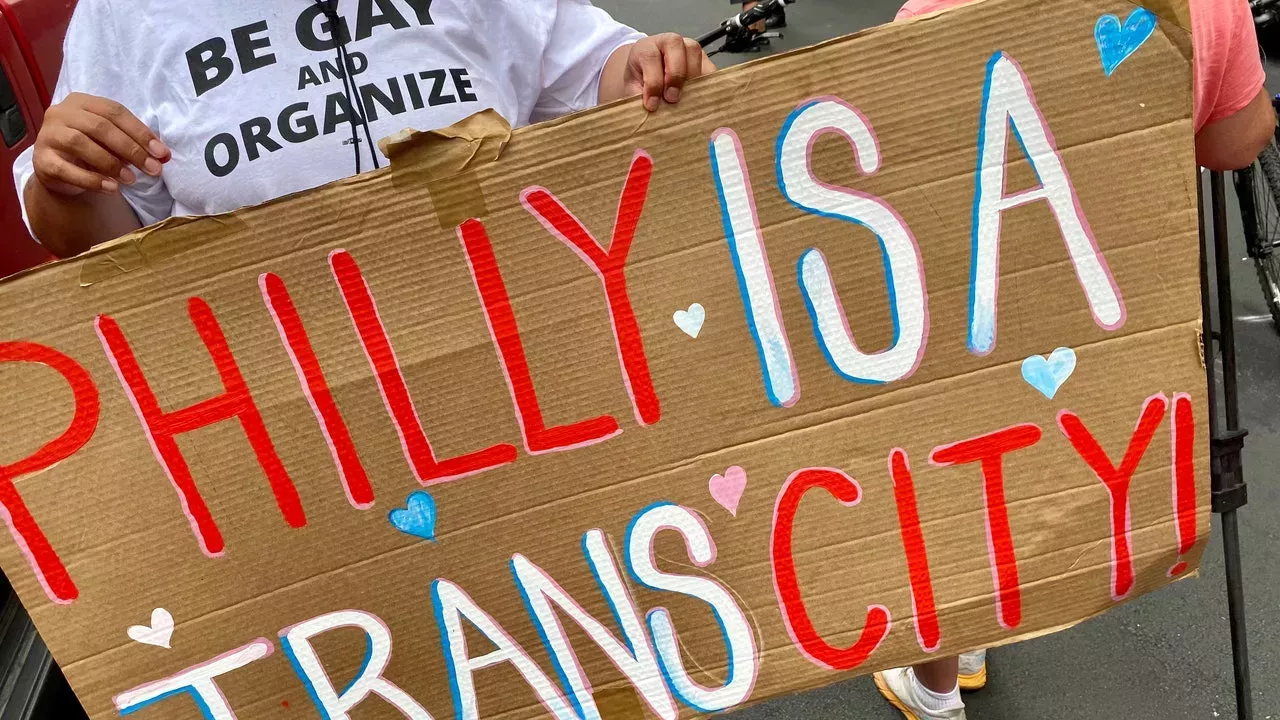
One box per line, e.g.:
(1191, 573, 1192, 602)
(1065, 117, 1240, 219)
(592, 1, 1280, 717)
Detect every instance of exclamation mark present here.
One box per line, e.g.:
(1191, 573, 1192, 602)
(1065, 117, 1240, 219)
(1169, 393, 1197, 577)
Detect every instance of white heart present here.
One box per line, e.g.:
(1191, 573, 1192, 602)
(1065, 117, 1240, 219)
(673, 303, 706, 338)
(127, 608, 175, 649)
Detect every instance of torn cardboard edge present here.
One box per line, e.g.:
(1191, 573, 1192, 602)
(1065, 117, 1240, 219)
(22, 0, 1193, 289)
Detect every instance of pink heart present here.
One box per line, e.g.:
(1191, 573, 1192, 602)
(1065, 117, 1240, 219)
(709, 466, 748, 516)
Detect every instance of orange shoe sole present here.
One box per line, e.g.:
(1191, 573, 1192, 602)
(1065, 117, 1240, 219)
(958, 662, 987, 691)
(874, 672, 923, 720)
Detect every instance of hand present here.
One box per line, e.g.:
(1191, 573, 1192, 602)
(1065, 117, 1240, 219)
(613, 33, 716, 112)
(32, 92, 169, 197)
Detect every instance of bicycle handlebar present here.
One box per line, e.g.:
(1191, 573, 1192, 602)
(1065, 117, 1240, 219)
(697, 0, 796, 48)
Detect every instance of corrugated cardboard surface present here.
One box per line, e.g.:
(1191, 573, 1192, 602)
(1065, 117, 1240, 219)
(0, 0, 1204, 717)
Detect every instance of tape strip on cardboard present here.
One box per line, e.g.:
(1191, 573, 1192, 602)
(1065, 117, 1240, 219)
(381, 109, 512, 229)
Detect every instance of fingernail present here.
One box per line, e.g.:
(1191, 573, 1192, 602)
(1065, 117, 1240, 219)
(101, 179, 119, 193)
(148, 139, 168, 158)
(665, 87, 680, 103)
(118, 167, 136, 185)
(645, 97, 659, 112)
(143, 157, 162, 175)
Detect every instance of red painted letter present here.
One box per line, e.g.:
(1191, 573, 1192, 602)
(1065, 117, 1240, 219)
(458, 220, 621, 454)
(96, 298, 303, 558)
(1169, 393, 1198, 577)
(771, 467, 891, 670)
(521, 150, 660, 426)
(330, 249, 518, 483)
(890, 449, 940, 652)
(0, 342, 99, 603)
(261, 272, 373, 509)
(1058, 394, 1168, 599)
(929, 424, 1041, 629)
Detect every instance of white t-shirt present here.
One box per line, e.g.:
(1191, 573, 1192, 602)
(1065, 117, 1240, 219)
(13, 0, 643, 233)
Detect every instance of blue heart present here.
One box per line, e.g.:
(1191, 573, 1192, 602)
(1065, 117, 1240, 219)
(1095, 8, 1158, 77)
(1021, 347, 1077, 400)
(389, 491, 438, 542)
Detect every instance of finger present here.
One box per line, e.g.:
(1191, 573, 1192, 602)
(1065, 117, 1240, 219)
(631, 42, 665, 112)
(632, 46, 665, 111)
(659, 35, 689, 104)
(37, 149, 117, 194)
(685, 38, 711, 82)
(47, 126, 125, 180)
(66, 112, 157, 177)
(701, 51, 718, 75)
(81, 96, 169, 162)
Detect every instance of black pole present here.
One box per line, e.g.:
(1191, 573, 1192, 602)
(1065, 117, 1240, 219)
(1200, 175, 1217, 432)
(1213, 173, 1242, 430)
(1205, 171, 1253, 720)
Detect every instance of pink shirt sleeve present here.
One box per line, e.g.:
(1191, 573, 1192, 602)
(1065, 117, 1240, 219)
(895, 0, 964, 21)
(1193, 0, 1267, 131)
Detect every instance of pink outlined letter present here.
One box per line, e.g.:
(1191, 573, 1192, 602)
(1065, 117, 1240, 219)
(930, 424, 1042, 629)
(521, 150, 662, 427)
(1169, 393, 1198, 577)
(330, 249, 518, 484)
(969, 51, 1125, 354)
(457, 220, 621, 455)
(261, 272, 373, 509)
(1058, 394, 1168, 600)
(96, 299, 304, 558)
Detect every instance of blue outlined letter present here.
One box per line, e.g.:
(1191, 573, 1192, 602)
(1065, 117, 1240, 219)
(511, 529, 676, 720)
(625, 503, 758, 713)
(777, 98, 928, 385)
(114, 639, 273, 718)
(280, 609, 433, 719)
(710, 128, 801, 408)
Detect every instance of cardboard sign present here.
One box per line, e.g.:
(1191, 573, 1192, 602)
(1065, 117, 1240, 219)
(0, 0, 1205, 717)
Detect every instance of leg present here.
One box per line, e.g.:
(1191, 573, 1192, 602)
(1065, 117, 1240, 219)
(913, 657, 960, 694)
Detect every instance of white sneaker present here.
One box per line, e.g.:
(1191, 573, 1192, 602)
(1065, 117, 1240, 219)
(958, 649, 987, 691)
(873, 667, 967, 720)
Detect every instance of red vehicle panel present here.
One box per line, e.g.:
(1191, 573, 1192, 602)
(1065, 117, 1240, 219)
(0, 0, 76, 279)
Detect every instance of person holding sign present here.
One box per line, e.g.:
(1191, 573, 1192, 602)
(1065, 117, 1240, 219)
(11, 0, 714, 259)
(871, 3, 1270, 717)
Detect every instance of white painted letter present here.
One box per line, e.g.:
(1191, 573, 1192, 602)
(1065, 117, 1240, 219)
(777, 98, 928, 385)
(280, 609, 433, 720)
(710, 128, 800, 408)
(626, 503, 758, 713)
(114, 639, 273, 718)
(970, 51, 1124, 354)
(432, 578, 578, 720)
(512, 529, 675, 720)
